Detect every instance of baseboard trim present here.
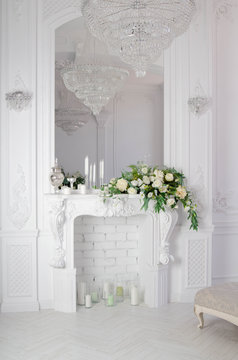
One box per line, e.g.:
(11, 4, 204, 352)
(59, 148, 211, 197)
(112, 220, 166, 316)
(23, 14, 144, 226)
(1, 301, 40, 313)
(39, 299, 54, 310)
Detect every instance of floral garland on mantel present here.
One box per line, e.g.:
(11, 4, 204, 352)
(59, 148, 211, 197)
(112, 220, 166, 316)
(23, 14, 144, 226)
(101, 163, 198, 231)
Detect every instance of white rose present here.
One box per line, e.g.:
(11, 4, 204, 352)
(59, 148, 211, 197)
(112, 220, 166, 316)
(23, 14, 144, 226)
(176, 185, 187, 199)
(143, 176, 150, 185)
(137, 178, 143, 186)
(128, 187, 137, 195)
(167, 198, 175, 207)
(152, 179, 163, 188)
(110, 178, 116, 184)
(165, 173, 174, 182)
(131, 180, 138, 187)
(159, 185, 168, 193)
(142, 167, 148, 174)
(150, 176, 156, 182)
(148, 192, 153, 198)
(140, 184, 146, 190)
(116, 178, 128, 192)
(154, 169, 164, 180)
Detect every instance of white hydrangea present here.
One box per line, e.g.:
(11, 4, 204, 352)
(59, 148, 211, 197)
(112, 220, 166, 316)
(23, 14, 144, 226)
(116, 178, 128, 192)
(131, 180, 138, 187)
(167, 198, 175, 207)
(143, 176, 150, 185)
(152, 179, 163, 188)
(154, 169, 164, 180)
(159, 185, 168, 193)
(165, 173, 174, 182)
(137, 178, 143, 186)
(142, 167, 148, 174)
(128, 187, 137, 195)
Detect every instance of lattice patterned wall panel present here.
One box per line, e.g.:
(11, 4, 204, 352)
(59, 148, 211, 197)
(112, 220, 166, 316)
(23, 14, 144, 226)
(186, 238, 207, 288)
(7, 245, 32, 297)
(43, 0, 81, 21)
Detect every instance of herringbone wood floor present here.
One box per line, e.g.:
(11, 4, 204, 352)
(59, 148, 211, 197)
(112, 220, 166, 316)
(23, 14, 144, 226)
(0, 303, 238, 360)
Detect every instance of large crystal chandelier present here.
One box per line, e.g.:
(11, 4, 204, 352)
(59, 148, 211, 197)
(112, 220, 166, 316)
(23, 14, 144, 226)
(81, 0, 196, 77)
(60, 34, 129, 115)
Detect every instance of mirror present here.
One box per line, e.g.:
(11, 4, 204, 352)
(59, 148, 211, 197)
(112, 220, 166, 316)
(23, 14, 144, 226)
(55, 17, 164, 187)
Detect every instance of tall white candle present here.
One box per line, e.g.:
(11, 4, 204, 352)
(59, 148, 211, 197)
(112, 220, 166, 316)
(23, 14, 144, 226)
(85, 156, 89, 186)
(78, 281, 86, 305)
(131, 286, 139, 306)
(93, 163, 96, 187)
(85, 294, 92, 308)
(89, 164, 93, 188)
(99, 160, 104, 186)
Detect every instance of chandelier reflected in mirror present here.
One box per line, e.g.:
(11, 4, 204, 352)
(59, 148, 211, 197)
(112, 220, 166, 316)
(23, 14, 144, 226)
(60, 33, 129, 116)
(81, 0, 196, 77)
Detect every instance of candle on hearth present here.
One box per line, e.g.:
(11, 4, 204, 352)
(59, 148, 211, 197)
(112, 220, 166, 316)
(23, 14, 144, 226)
(131, 286, 139, 306)
(78, 281, 86, 306)
(107, 294, 114, 307)
(85, 294, 92, 308)
(103, 282, 110, 299)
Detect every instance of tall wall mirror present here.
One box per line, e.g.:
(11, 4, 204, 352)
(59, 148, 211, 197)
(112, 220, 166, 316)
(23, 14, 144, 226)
(55, 17, 164, 187)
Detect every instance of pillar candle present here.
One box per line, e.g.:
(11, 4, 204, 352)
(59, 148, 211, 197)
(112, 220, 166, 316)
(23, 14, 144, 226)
(103, 282, 110, 299)
(78, 281, 86, 305)
(93, 163, 96, 187)
(85, 294, 92, 308)
(85, 156, 89, 185)
(89, 164, 92, 188)
(131, 286, 139, 306)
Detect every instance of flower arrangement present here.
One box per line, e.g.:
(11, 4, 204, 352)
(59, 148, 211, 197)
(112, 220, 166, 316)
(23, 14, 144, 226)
(101, 163, 198, 231)
(61, 170, 85, 188)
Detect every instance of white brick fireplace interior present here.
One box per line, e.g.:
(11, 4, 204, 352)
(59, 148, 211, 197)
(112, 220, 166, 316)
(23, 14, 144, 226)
(74, 216, 142, 293)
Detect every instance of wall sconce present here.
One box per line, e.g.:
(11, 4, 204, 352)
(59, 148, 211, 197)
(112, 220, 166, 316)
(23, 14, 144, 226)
(5, 74, 32, 112)
(188, 83, 211, 116)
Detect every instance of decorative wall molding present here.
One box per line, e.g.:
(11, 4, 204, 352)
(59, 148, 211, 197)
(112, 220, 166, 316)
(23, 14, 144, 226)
(214, 0, 238, 21)
(43, 0, 81, 21)
(8, 165, 31, 230)
(7, 244, 32, 297)
(186, 238, 207, 288)
(213, 190, 238, 214)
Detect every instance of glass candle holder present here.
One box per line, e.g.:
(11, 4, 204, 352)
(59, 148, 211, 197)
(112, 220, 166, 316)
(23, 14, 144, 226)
(90, 279, 101, 303)
(115, 283, 124, 303)
(106, 293, 115, 307)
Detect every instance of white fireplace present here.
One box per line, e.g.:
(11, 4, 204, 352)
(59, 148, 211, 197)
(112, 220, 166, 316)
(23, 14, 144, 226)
(47, 193, 178, 312)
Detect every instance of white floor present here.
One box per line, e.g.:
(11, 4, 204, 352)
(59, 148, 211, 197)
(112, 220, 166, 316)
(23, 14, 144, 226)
(0, 302, 238, 360)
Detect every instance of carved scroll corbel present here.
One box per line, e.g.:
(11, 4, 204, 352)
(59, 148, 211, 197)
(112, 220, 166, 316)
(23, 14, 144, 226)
(159, 209, 178, 265)
(49, 200, 66, 268)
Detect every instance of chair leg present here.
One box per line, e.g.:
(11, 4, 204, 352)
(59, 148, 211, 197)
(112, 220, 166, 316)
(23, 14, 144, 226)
(194, 305, 204, 329)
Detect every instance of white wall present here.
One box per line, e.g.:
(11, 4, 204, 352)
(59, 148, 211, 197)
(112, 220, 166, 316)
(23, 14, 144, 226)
(1, 0, 235, 312)
(212, 1, 238, 284)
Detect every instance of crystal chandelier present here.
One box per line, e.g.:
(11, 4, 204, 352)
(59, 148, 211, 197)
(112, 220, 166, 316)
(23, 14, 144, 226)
(60, 34, 129, 116)
(55, 108, 92, 135)
(81, 0, 196, 77)
(6, 90, 32, 111)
